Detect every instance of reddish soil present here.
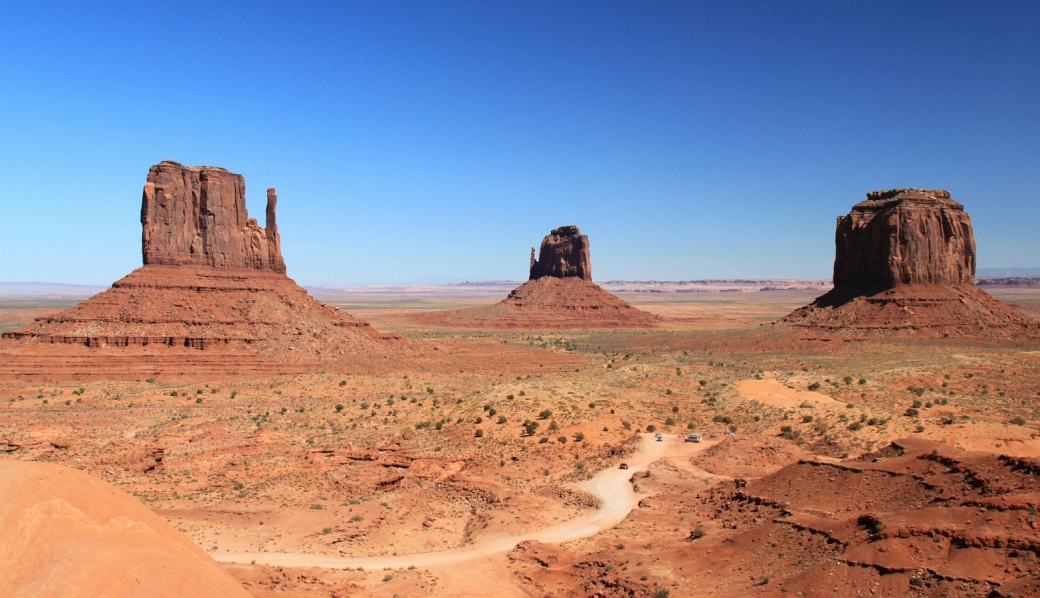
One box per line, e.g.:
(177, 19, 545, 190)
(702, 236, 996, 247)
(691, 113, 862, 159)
(0, 460, 250, 598)
(1, 287, 1038, 596)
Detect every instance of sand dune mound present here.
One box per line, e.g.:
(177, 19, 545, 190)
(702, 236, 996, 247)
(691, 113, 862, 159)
(782, 189, 1038, 337)
(0, 460, 250, 598)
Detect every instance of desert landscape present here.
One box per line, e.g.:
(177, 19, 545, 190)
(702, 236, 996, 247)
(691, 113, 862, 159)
(2, 170, 1039, 597)
(3, 4, 1039, 597)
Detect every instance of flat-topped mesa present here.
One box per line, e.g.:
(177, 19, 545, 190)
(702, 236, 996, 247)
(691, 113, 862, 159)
(833, 188, 974, 296)
(529, 225, 592, 281)
(141, 161, 286, 273)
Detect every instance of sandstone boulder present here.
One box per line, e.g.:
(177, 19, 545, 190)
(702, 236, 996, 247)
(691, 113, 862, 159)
(529, 225, 592, 281)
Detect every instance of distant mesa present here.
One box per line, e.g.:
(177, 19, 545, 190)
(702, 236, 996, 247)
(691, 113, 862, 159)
(415, 225, 656, 329)
(783, 188, 1038, 336)
(1, 161, 405, 378)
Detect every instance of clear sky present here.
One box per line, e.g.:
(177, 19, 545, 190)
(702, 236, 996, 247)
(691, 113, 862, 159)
(1, 1, 1037, 285)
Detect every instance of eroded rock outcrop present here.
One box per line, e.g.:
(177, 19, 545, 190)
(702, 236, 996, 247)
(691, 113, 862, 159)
(2, 161, 406, 374)
(416, 225, 655, 329)
(529, 225, 592, 281)
(832, 189, 974, 296)
(142, 161, 285, 273)
(783, 189, 1037, 337)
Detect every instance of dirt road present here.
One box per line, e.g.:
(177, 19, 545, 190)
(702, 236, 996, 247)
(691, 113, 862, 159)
(218, 433, 714, 570)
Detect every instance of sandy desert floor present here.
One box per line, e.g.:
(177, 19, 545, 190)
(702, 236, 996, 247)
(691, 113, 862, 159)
(1, 285, 1039, 596)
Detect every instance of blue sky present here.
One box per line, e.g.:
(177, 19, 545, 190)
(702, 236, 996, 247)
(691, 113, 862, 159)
(1, 1, 1037, 284)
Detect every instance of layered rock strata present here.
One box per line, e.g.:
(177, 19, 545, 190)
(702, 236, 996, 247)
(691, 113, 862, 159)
(2, 161, 401, 362)
(529, 225, 592, 280)
(783, 189, 1037, 336)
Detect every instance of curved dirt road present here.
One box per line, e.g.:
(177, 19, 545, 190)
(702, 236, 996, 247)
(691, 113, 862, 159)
(218, 433, 695, 570)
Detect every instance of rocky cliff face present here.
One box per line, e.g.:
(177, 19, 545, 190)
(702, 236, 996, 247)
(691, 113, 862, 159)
(832, 189, 975, 296)
(782, 188, 1037, 337)
(529, 225, 592, 281)
(141, 161, 286, 273)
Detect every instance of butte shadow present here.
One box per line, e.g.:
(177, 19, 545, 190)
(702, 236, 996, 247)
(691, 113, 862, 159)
(781, 188, 1038, 338)
(0, 161, 413, 380)
(414, 226, 657, 330)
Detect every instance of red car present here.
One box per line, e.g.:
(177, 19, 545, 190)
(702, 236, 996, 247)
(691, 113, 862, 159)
(619, 463, 629, 470)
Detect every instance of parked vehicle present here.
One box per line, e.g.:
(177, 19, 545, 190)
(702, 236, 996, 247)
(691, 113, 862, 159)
(684, 433, 702, 443)
(619, 463, 629, 470)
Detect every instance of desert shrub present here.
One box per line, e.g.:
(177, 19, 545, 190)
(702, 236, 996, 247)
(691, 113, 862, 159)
(848, 421, 862, 431)
(335, 404, 344, 412)
(800, 401, 813, 408)
(488, 408, 497, 417)
(538, 437, 549, 443)
(474, 429, 484, 438)
(523, 420, 539, 436)
(912, 399, 923, 408)
(779, 425, 801, 440)
(574, 432, 585, 442)
(474, 416, 483, 424)
(808, 382, 821, 391)
(195, 398, 202, 404)
(905, 408, 920, 417)
(558, 436, 567, 444)
(843, 376, 854, 385)
(802, 415, 813, 423)
(645, 424, 656, 433)
(497, 415, 507, 424)
(506, 394, 514, 400)
(909, 386, 926, 397)
(549, 420, 559, 431)
(672, 405, 679, 413)
(665, 417, 676, 426)
(1010, 416, 1027, 426)
(426, 387, 434, 394)
(538, 409, 552, 419)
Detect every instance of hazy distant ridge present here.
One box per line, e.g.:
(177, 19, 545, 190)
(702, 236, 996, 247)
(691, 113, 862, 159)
(0, 282, 107, 296)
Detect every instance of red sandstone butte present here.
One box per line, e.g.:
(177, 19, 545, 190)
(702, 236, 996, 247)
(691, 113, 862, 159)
(142, 161, 286, 273)
(529, 225, 592, 281)
(1, 161, 406, 379)
(416, 225, 656, 329)
(783, 188, 1037, 337)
